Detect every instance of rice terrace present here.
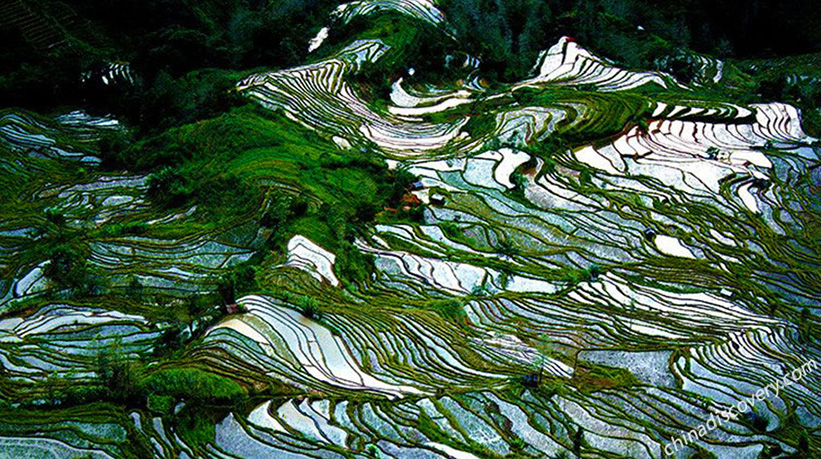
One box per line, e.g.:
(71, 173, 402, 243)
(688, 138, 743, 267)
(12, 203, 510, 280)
(0, 0, 819, 458)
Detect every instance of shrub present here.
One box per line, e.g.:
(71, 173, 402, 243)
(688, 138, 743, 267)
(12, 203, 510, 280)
(175, 405, 218, 447)
(573, 426, 584, 455)
(96, 353, 139, 403)
(426, 299, 467, 325)
(743, 409, 769, 432)
(688, 448, 718, 459)
(217, 264, 257, 304)
(336, 242, 375, 284)
(147, 393, 175, 414)
(299, 296, 322, 320)
(260, 191, 295, 232)
(42, 245, 104, 295)
(511, 171, 528, 196)
(798, 429, 810, 456)
(496, 239, 519, 257)
(147, 166, 193, 207)
(139, 368, 246, 404)
(44, 208, 66, 225)
(125, 276, 144, 298)
(572, 363, 640, 392)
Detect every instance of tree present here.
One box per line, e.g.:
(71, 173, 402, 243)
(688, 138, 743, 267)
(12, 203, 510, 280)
(96, 349, 138, 403)
(299, 296, 321, 320)
(797, 429, 810, 458)
(43, 245, 99, 294)
(217, 265, 257, 304)
(443, 0, 553, 81)
(147, 166, 193, 207)
(573, 426, 584, 456)
(497, 238, 519, 257)
(798, 308, 813, 342)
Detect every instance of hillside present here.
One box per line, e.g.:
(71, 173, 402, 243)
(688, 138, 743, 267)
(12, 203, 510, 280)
(0, 1, 819, 459)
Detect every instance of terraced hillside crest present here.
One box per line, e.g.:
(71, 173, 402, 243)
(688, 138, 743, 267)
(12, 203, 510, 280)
(0, 0, 819, 458)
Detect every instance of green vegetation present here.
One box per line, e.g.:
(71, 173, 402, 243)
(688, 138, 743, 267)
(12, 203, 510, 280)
(443, 0, 553, 81)
(1, 0, 820, 457)
(571, 362, 641, 393)
(299, 295, 322, 320)
(424, 298, 468, 325)
(105, 105, 421, 250)
(441, 0, 821, 82)
(518, 359, 640, 395)
(687, 449, 718, 459)
(217, 264, 257, 304)
(141, 368, 246, 407)
(0, 0, 341, 120)
(561, 265, 601, 285)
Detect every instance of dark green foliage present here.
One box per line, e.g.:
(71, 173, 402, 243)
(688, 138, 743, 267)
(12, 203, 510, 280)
(797, 429, 811, 458)
(551, 0, 821, 61)
(571, 363, 641, 392)
(440, 222, 466, 241)
(524, 136, 568, 160)
(354, 56, 396, 105)
(99, 222, 148, 238)
(560, 267, 598, 285)
(443, 0, 553, 81)
(687, 448, 718, 459)
(175, 405, 221, 447)
(0, 0, 339, 122)
(299, 295, 322, 320)
(43, 383, 108, 408)
(44, 208, 67, 226)
(578, 169, 593, 187)
(341, 12, 461, 93)
(742, 409, 769, 433)
(425, 298, 468, 325)
(753, 70, 821, 138)
(124, 276, 144, 299)
(518, 371, 542, 388)
(386, 167, 420, 206)
(0, 36, 93, 111)
(573, 426, 584, 456)
(588, 265, 601, 280)
(463, 114, 497, 138)
(131, 108, 419, 251)
(217, 264, 257, 304)
(139, 368, 245, 404)
(146, 393, 175, 415)
(261, 191, 299, 235)
(147, 166, 194, 208)
(42, 245, 102, 295)
(496, 238, 519, 257)
(336, 241, 376, 285)
(153, 325, 187, 358)
(134, 70, 246, 133)
(798, 308, 814, 342)
(96, 352, 139, 403)
(510, 171, 528, 197)
(509, 436, 527, 451)
(146, 162, 258, 219)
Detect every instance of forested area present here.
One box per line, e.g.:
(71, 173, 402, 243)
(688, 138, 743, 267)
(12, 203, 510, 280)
(3, 0, 820, 131)
(0, 0, 340, 126)
(441, 0, 821, 80)
(1, 0, 820, 457)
